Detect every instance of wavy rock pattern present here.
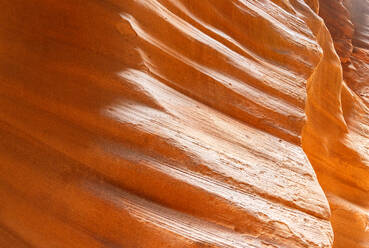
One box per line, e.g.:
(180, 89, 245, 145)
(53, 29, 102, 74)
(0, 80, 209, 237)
(0, 0, 367, 247)
(309, 0, 369, 247)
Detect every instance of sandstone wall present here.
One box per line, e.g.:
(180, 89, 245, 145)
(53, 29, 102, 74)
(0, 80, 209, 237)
(0, 1, 367, 247)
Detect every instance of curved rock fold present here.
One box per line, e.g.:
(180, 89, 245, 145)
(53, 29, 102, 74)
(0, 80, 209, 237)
(0, 0, 367, 247)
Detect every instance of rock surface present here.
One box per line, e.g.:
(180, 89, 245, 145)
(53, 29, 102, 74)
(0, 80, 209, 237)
(0, 0, 367, 247)
(310, 0, 369, 247)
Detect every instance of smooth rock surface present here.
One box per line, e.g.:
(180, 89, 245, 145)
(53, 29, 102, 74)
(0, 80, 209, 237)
(0, 0, 367, 247)
(309, 1, 369, 247)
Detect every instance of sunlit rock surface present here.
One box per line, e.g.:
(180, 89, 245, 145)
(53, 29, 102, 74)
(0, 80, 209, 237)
(0, 1, 367, 247)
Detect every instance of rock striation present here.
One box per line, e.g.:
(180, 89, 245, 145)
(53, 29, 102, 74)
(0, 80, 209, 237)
(307, 0, 369, 247)
(0, 0, 367, 247)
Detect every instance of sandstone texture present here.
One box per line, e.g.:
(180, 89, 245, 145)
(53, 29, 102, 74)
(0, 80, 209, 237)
(0, 1, 367, 247)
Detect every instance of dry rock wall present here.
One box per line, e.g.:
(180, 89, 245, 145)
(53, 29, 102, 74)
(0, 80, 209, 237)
(0, 1, 367, 247)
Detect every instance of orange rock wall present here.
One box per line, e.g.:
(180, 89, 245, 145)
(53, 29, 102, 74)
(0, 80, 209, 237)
(305, 0, 369, 247)
(0, 0, 367, 247)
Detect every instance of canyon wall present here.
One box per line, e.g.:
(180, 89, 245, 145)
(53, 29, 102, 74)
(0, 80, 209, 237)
(307, 0, 369, 247)
(0, 0, 367, 247)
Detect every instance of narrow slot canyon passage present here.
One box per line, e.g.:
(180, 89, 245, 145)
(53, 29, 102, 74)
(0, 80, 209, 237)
(0, 1, 367, 247)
